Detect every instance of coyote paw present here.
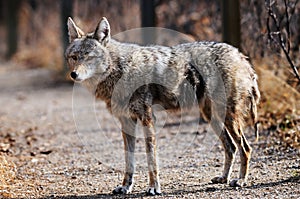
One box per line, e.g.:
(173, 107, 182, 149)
(146, 187, 162, 196)
(211, 176, 228, 184)
(112, 185, 132, 194)
(229, 178, 247, 187)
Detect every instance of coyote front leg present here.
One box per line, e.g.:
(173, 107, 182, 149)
(113, 117, 137, 194)
(143, 120, 161, 196)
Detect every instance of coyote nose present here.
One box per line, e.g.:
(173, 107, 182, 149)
(70, 71, 78, 80)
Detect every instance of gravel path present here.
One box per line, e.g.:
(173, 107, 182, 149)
(0, 65, 299, 198)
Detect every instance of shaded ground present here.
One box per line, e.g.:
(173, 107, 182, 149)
(0, 64, 299, 198)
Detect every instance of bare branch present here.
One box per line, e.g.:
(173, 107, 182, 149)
(265, 0, 300, 82)
(283, 0, 290, 53)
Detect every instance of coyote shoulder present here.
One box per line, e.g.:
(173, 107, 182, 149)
(65, 17, 260, 196)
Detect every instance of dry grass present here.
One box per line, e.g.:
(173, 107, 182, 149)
(255, 59, 300, 149)
(11, 1, 63, 71)
(0, 155, 16, 198)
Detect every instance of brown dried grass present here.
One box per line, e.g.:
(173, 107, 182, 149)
(255, 59, 300, 149)
(0, 155, 16, 198)
(12, 0, 63, 71)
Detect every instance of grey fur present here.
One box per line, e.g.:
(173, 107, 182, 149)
(65, 17, 260, 195)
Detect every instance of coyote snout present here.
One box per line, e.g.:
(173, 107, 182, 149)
(69, 64, 98, 82)
(70, 71, 78, 80)
(65, 17, 260, 196)
(69, 65, 90, 82)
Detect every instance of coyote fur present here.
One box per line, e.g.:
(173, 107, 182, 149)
(65, 17, 260, 195)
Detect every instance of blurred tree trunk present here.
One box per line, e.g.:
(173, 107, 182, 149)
(140, 0, 156, 44)
(221, 0, 241, 49)
(60, 0, 73, 75)
(5, 0, 21, 59)
(0, 0, 4, 24)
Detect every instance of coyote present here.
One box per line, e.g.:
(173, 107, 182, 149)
(65, 17, 260, 195)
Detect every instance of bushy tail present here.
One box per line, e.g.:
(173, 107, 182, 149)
(250, 75, 260, 141)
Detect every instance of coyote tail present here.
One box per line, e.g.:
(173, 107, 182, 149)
(250, 76, 260, 141)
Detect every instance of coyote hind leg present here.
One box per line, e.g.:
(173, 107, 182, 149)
(200, 99, 237, 184)
(211, 125, 237, 184)
(227, 124, 252, 187)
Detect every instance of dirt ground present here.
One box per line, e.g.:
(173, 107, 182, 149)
(0, 63, 299, 199)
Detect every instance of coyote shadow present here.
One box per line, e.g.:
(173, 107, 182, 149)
(35, 175, 299, 199)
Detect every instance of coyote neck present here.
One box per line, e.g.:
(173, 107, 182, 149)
(93, 68, 122, 105)
(92, 39, 132, 105)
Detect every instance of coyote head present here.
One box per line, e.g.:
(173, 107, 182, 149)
(65, 17, 111, 82)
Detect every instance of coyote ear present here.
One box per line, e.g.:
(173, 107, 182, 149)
(94, 17, 111, 45)
(67, 17, 84, 43)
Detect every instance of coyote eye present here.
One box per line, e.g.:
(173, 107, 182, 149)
(70, 55, 78, 61)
